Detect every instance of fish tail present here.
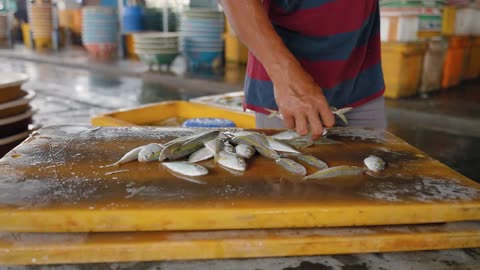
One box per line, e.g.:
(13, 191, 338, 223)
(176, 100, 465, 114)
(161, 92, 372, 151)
(337, 112, 349, 125)
(267, 110, 278, 119)
(337, 107, 353, 114)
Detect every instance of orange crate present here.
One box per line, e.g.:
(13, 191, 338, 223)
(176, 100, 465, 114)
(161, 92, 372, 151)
(465, 37, 480, 79)
(442, 36, 470, 88)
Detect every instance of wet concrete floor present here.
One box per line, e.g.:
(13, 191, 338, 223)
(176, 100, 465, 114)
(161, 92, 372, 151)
(0, 57, 479, 269)
(2, 248, 480, 270)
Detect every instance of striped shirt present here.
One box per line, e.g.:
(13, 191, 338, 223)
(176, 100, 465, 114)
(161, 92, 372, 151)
(244, 0, 385, 114)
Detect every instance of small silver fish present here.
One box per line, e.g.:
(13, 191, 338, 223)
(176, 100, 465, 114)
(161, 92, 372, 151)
(162, 161, 209, 177)
(204, 138, 224, 161)
(188, 147, 214, 163)
(218, 151, 247, 171)
(267, 107, 352, 125)
(168, 171, 207, 185)
(304, 166, 365, 180)
(167, 142, 204, 161)
(272, 130, 328, 141)
(276, 158, 307, 176)
(286, 137, 314, 148)
(255, 145, 281, 160)
(158, 131, 219, 161)
(217, 132, 233, 141)
(182, 130, 220, 146)
(364, 155, 386, 172)
(297, 155, 328, 170)
(271, 130, 301, 141)
(105, 146, 143, 167)
(138, 143, 164, 162)
(224, 142, 236, 154)
(267, 137, 300, 154)
(231, 132, 279, 159)
(158, 141, 182, 161)
(231, 131, 269, 148)
(287, 136, 340, 149)
(235, 144, 255, 159)
(330, 106, 353, 125)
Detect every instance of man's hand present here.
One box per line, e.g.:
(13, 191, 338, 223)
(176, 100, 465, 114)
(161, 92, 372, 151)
(272, 66, 334, 141)
(219, 0, 334, 139)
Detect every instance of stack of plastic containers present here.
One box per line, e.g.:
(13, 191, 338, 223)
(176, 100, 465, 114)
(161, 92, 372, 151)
(82, 7, 118, 59)
(180, 8, 224, 68)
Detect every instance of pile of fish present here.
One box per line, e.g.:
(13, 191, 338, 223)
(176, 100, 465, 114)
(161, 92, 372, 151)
(107, 129, 386, 181)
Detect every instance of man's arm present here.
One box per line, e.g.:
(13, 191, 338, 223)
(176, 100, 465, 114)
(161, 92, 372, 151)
(219, 0, 334, 139)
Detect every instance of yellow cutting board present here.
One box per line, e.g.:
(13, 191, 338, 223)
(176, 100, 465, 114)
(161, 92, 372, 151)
(0, 126, 479, 232)
(1, 222, 480, 265)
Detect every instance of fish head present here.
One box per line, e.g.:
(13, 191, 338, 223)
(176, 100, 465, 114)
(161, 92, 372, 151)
(232, 156, 247, 170)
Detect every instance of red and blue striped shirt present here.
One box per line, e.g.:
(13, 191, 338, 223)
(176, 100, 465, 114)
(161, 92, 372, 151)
(244, 0, 385, 114)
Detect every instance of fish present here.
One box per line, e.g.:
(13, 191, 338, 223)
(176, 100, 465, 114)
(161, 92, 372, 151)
(158, 141, 183, 161)
(105, 146, 143, 167)
(218, 151, 247, 171)
(188, 147, 214, 163)
(267, 137, 300, 154)
(158, 131, 219, 161)
(255, 145, 281, 160)
(181, 130, 220, 146)
(275, 158, 307, 176)
(224, 142, 236, 154)
(231, 132, 279, 159)
(235, 144, 256, 159)
(303, 166, 365, 180)
(167, 142, 204, 161)
(138, 143, 164, 162)
(272, 130, 328, 141)
(364, 155, 386, 172)
(287, 136, 341, 149)
(267, 107, 352, 125)
(286, 137, 315, 149)
(217, 132, 233, 141)
(231, 131, 269, 148)
(271, 130, 301, 141)
(297, 155, 328, 170)
(330, 106, 353, 125)
(162, 161, 209, 177)
(167, 170, 208, 185)
(204, 138, 224, 161)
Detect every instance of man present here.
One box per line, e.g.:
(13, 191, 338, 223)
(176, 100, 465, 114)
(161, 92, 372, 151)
(219, 0, 386, 140)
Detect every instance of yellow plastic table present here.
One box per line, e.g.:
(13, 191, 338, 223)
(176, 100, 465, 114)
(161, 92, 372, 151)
(1, 222, 479, 265)
(0, 126, 479, 233)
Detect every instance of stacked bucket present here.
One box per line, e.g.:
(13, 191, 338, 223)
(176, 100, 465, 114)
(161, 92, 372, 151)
(27, 0, 54, 50)
(133, 32, 180, 69)
(122, 6, 144, 33)
(82, 7, 118, 59)
(0, 73, 36, 157)
(180, 8, 225, 68)
(122, 5, 144, 60)
(57, 0, 82, 45)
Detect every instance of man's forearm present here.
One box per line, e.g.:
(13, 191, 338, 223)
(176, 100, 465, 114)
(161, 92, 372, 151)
(219, 0, 302, 82)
